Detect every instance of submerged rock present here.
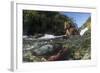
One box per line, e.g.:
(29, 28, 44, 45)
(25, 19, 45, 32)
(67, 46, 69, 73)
(32, 44, 53, 56)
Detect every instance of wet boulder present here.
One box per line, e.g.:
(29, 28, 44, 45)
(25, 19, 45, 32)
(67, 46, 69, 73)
(32, 44, 54, 56)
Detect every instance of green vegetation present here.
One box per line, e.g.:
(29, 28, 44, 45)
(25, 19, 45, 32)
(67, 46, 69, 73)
(23, 10, 76, 36)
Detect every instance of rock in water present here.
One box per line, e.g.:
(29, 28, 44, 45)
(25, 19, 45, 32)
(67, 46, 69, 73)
(32, 44, 53, 56)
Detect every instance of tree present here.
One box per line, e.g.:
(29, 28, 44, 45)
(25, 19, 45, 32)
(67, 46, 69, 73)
(23, 10, 77, 36)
